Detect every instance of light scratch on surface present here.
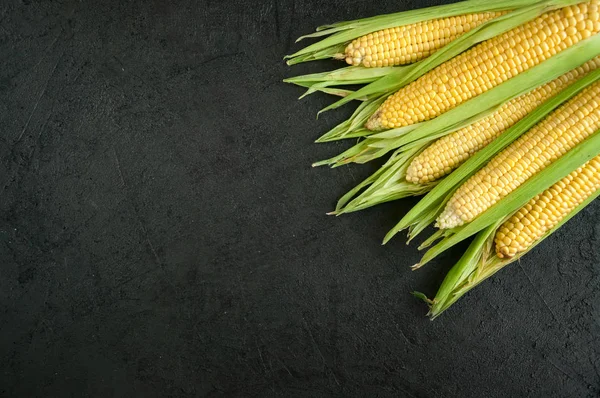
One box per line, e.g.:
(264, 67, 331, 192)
(256, 341, 268, 373)
(25, 106, 54, 162)
(303, 318, 326, 364)
(302, 318, 340, 385)
(16, 53, 63, 143)
(114, 267, 156, 289)
(381, 306, 415, 347)
(544, 356, 578, 383)
(345, 164, 357, 183)
(30, 30, 63, 73)
(138, 219, 162, 265)
(112, 146, 126, 187)
(518, 262, 558, 320)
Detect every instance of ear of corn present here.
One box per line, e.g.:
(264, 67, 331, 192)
(285, 0, 539, 65)
(495, 155, 600, 258)
(436, 80, 600, 230)
(343, 11, 506, 67)
(406, 56, 600, 184)
(425, 152, 600, 319)
(387, 64, 600, 245)
(286, 0, 600, 319)
(367, 0, 600, 131)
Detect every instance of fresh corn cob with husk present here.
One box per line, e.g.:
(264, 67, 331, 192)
(423, 143, 600, 318)
(286, 0, 540, 66)
(342, 11, 506, 67)
(495, 155, 600, 258)
(436, 81, 600, 229)
(366, 0, 600, 131)
(406, 56, 600, 184)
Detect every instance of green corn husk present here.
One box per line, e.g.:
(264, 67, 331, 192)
(421, 174, 600, 319)
(385, 63, 600, 246)
(284, 66, 396, 100)
(329, 146, 437, 215)
(315, 96, 387, 143)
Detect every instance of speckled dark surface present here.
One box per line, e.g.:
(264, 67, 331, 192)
(2, 0, 600, 396)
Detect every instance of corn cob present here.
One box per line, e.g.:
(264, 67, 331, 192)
(366, 1, 600, 131)
(495, 155, 600, 258)
(436, 81, 600, 229)
(343, 11, 506, 67)
(406, 56, 600, 184)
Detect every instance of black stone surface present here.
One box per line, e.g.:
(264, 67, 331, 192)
(2, 0, 600, 396)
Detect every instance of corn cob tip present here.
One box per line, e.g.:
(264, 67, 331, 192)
(434, 211, 464, 229)
(496, 248, 510, 259)
(365, 110, 385, 130)
(406, 160, 442, 184)
(405, 163, 420, 184)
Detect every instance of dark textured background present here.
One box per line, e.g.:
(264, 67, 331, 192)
(2, 0, 600, 396)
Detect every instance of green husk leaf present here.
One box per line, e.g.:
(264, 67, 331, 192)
(314, 124, 423, 167)
(298, 85, 369, 100)
(334, 146, 437, 213)
(316, 96, 386, 142)
(284, 66, 397, 85)
(412, 291, 435, 305)
(416, 229, 449, 252)
(286, 44, 347, 66)
(312, 141, 368, 168)
(368, 124, 424, 139)
(427, 222, 501, 318)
